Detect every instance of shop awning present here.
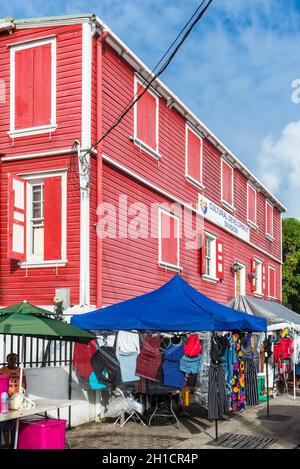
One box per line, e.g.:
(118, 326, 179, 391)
(71, 275, 266, 332)
(228, 295, 300, 327)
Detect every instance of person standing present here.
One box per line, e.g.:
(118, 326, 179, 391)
(0, 353, 26, 448)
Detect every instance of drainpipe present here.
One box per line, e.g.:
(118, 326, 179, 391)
(96, 30, 108, 309)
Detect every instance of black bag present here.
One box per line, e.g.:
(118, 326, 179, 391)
(90, 347, 121, 390)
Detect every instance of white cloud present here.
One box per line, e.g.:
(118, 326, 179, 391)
(257, 120, 300, 218)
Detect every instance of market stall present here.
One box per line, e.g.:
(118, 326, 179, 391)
(229, 296, 300, 401)
(71, 275, 267, 437)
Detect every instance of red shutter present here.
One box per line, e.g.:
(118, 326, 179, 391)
(33, 44, 52, 127)
(8, 175, 27, 260)
(15, 44, 51, 130)
(15, 48, 34, 129)
(269, 268, 276, 298)
(222, 161, 233, 206)
(216, 240, 224, 280)
(248, 185, 256, 223)
(251, 258, 256, 292)
(187, 129, 202, 183)
(136, 83, 157, 150)
(44, 177, 62, 261)
(161, 212, 178, 267)
(262, 264, 267, 296)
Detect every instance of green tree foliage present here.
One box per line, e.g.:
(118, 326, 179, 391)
(282, 218, 300, 313)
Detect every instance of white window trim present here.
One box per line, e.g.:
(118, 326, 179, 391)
(254, 257, 263, 296)
(202, 231, 217, 281)
(247, 182, 257, 227)
(234, 261, 246, 296)
(9, 37, 57, 138)
(265, 200, 274, 241)
(18, 170, 67, 267)
(185, 123, 204, 190)
(158, 207, 181, 271)
(129, 136, 161, 160)
(133, 75, 159, 155)
(221, 158, 235, 211)
(268, 265, 277, 299)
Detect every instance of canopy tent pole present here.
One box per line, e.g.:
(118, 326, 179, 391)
(215, 420, 218, 441)
(293, 328, 296, 400)
(13, 334, 25, 450)
(265, 332, 270, 417)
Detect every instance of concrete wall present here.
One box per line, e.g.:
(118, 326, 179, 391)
(26, 366, 101, 427)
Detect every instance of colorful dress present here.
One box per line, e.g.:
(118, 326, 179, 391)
(229, 334, 245, 412)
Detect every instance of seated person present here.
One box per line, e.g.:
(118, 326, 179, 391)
(0, 353, 26, 448)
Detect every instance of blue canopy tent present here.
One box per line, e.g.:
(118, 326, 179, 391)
(71, 275, 266, 332)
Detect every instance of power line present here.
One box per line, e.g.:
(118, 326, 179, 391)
(83, 0, 214, 160)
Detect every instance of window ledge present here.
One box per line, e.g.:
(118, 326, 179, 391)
(221, 200, 236, 213)
(19, 260, 67, 269)
(247, 220, 258, 230)
(254, 292, 263, 298)
(8, 125, 57, 139)
(159, 262, 182, 273)
(130, 136, 161, 160)
(202, 275, 219, 284)
(185, 175, 205, 191)
(266, 234, 275, 242)
(267, 296, 277, 301)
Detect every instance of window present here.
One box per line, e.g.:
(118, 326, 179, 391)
(268, 266, 276, 299)
(31, 183, 44, 257)
(266, 201, 274, 240)
(247, 183, 257, 227)
(185, 125, 203, 189)
(132, 76, 159, 159)
(221, 159, 234, 210)
(205, 236, 213, 277)
(158, 208, 180, 271)
(235, 262, 246, 296)
(8, 171, 66, 266)
(201, 233, 224, 281)
(10, 37, 56, 137)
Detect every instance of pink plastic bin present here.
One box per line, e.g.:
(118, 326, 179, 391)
(18, 418, 67, 449)
(0, 376, 10, 412)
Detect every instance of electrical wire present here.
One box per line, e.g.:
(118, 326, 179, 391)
(81, 0, 214, 160)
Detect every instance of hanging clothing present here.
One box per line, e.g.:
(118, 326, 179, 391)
(244, 358, 258, 406)
(220, 335, 237, 387)
(89, 371, 106, 390)
(210, 334, 230, 364)
(229, 334, 245, 412)
(279, 337, 293, 360)
(90, 347, 121, 390)
(184, 335, 201, 357)
(208, 364, 227, 420)
(118, 352, 140, 383)
(116, 331, 140, 356)
(179, 355, 201, 374)
(73, 340, 97, 379)
(162, 344, 185, 388)
(136, 333, 161, 381)
(293, 335, 300, 364)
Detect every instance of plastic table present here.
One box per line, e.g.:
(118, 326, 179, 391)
(0, 399, 79, 449)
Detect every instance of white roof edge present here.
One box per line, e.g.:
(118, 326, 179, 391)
(13, 14, 287, 213)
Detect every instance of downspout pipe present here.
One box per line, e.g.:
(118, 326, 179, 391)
(96, 30, 108, 309)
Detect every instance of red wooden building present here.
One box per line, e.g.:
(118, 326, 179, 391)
(0, 14, 286, 312)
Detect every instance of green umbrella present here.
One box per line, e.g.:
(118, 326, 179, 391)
(0, 301, 57, 316)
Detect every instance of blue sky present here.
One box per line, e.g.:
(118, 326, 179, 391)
(2, 0, 300, 218)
